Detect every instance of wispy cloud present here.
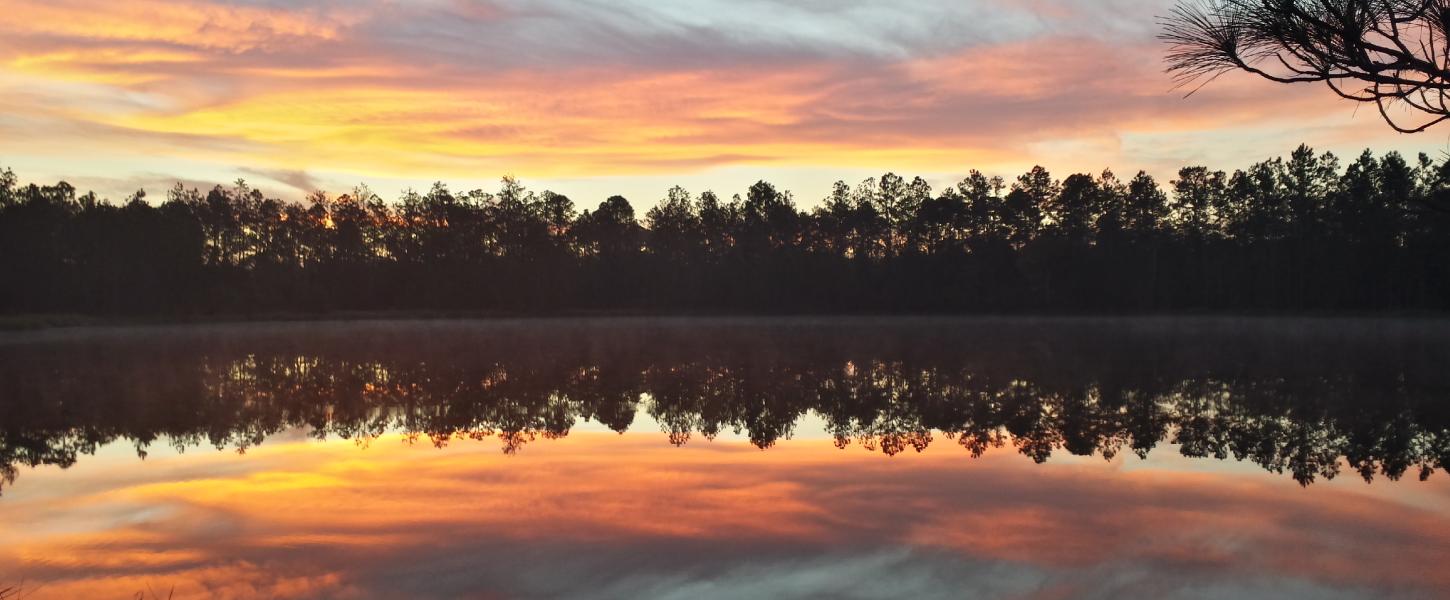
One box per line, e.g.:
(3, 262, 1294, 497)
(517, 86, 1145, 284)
(0, 0, 1437, 202)
(238, 167, 324, 193)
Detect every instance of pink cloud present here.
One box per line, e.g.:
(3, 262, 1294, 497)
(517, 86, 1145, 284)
(0, 0, 1437, 200)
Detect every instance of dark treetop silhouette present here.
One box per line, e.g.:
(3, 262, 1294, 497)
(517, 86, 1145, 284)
(1163, 1, 1450, 132)
(1, 144, 1448, 315)
(1, 318, 1447, 495)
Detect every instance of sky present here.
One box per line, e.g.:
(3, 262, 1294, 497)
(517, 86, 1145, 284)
(2, 0, 1449, 207)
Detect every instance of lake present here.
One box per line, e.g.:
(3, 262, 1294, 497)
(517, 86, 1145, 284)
(0, 317, 1447, 599)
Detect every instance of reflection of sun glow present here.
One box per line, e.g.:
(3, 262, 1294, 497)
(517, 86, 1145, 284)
(0, 432, 1445, 598)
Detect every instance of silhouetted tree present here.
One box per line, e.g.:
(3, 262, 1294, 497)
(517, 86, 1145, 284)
(2, 319, 1446, 490)
(1164, 0, 1450, 132)
(0, 145, 1447, 315)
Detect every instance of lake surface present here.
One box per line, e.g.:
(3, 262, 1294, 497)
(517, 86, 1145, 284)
(0, 317, 1447, 599)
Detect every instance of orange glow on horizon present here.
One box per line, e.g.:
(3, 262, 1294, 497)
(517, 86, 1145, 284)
(1, 0, 1434, 201)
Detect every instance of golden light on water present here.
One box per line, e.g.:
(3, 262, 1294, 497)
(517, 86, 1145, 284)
(2, 431, 1446, 598)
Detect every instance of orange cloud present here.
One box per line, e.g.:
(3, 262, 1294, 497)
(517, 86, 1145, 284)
(0, 0, 357, 52)
(4, 37, 1364, 183)
(0, 0, 1439, 202)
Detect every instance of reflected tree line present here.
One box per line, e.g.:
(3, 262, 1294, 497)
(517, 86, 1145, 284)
(1, 320, 1446, 491)
(3, 144, 1449, 314)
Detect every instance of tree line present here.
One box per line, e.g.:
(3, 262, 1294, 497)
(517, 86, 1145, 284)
(2, 319, 1446, 490)
(2, 144, 1448, 314)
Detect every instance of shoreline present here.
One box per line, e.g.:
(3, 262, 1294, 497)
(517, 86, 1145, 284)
(4, 309, 1450, 332)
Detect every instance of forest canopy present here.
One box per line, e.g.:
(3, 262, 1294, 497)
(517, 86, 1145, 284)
(1, 144, 1447, 315)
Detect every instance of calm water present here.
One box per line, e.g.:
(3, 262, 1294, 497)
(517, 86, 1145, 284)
(0, 317, 1447, 599)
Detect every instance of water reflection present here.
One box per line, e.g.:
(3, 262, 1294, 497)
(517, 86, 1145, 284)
(1, 318, 1449, 599)
(5, 436, 1447, 599)
(2, 317, 1447, 491)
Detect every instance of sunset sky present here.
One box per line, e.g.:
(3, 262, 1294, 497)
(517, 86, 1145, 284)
(2, 0, 1446, 205)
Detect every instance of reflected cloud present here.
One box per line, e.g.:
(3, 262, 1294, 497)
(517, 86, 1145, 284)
(0, 433, 1444, 599)
(1, 319, 1447, 597)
